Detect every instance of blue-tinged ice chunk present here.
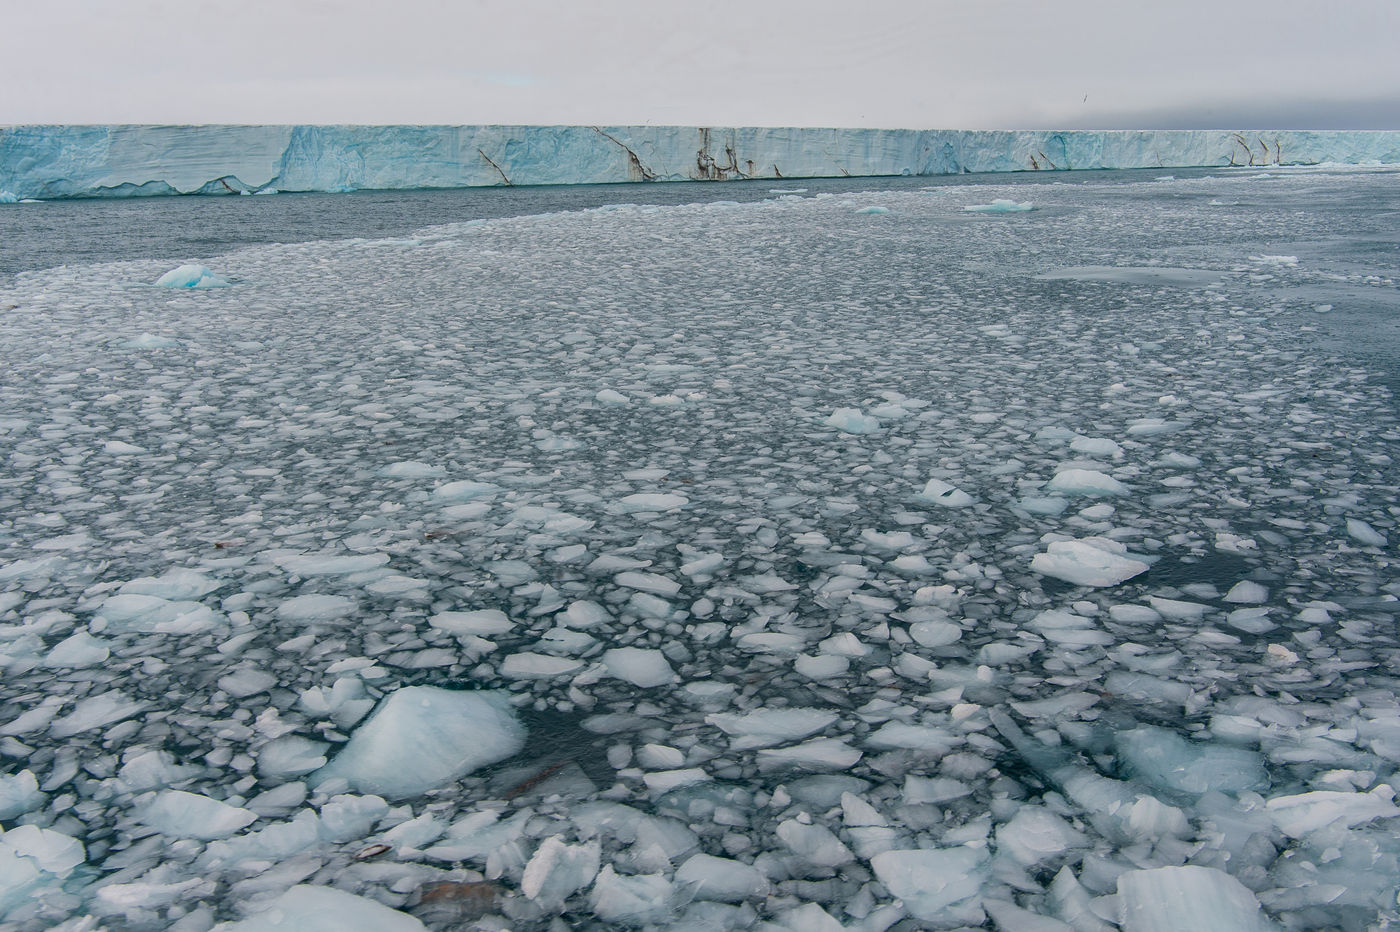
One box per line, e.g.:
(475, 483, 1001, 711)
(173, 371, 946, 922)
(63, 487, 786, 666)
(312, 686, 524, 799)
(221, 884, 426, 931)
(1346, 518, 1388, 547)
(1115, 725, 1267, 796)
(0, 191, 17, 204)
(965, 199, 1034, 212)
(154, 264, 230, 288)
(0, 772, 43, 820)
(521, 836, 601, 910)
(870, 847, 987, 922)
(0, 825, 85, 920)
(1116, 865, 1277, 932)
(855, 206, 890, 214)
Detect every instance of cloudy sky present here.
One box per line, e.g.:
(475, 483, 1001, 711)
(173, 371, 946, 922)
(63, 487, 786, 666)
(5, 0, 1398, 128)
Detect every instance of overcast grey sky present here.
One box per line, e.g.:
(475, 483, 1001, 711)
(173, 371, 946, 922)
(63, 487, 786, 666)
(4, 0, 1398, 128)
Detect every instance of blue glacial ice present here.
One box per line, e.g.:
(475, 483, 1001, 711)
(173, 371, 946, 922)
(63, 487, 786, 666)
(153, 263, 229, 288)
(2, 124, 1399, 199)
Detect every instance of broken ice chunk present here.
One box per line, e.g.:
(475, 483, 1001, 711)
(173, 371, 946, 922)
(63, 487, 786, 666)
(428, 609, 514, 637)
(1116, 865, 1275, 932)
(312, 687, 524, 799)
(138, 789, 257, 840)
(1031, 540, 1148, 587)
(1046, 468, 1127, 496)
(776, 819, 854, 867)
(1116, 726, 1267, 796)
(1265, 786, 1400, 837)
(221, 884, 426, 931)
(674, 853, 770, 902)
(614, 492, 689, 513)
(706, 708, 838, 750)
(602, 647, 677, 687)
(870, 847, 986, 921)
(825, 408, 880, 434)
(591, 865, 674, 923)
(277, 594, 355, 623)
(1346, 518, 1388, 547)
(915, 478, 974, 507)
(757, 738, 861, 771)
(521, 836, 600, 910)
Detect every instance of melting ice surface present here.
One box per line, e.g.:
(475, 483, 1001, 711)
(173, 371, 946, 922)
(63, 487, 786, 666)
(0, 170, 1398, 930)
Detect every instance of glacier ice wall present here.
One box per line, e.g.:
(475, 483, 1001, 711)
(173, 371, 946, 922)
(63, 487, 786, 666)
(2, 124, 1399, 199)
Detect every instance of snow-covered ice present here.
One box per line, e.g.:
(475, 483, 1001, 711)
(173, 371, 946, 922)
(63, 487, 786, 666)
(1, 166, 1398, 929)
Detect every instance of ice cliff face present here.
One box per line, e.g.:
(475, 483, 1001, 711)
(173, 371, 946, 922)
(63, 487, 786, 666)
(2, 124, 1399, 199)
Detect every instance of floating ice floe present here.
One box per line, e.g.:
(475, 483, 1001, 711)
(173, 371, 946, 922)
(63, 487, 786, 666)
(221, 884, 426, 931)
(154, 264, 230, 288)
(1047, 467, 1127, 496)
(1116, 865, 1275, 932)
(915, 478, 974, 507)
(825, 408, 880, 434)
(964, 198, 1034, 212)
(1031, 539, 1149, 587)
(312, 687, 524, 798)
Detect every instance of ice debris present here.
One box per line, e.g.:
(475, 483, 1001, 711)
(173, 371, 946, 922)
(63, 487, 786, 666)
(154, 264, 230, 288)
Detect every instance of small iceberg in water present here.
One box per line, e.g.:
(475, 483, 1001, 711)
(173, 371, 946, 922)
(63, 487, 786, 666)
(154, 264, 231, 289)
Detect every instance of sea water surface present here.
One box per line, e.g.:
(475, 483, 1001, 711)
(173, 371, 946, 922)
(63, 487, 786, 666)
(0, 166, 1397, 930)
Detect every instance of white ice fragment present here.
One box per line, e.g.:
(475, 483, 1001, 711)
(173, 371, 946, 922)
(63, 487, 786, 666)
(220, 884, 426, 931)
(909, 620, 963, 648)
(501, 653, 584, 678)
(965, 199, 1033, 212)
(1031, 541, 1148, 587)
(561, 600, 610, 628)
(379, 461, 446, 478)
(49, 690, 145, 737)
(590, 866, 674, 923)
(795, 654, 849, 679)
(825, 408, 880, 434)
(1346, 519, 1388, 547)
(615, 571, 681, 596)
(273, 552, 389, 575)
(313, 687, 524, 798)
(870, 847, 986, 920)
(102, 439, 145, 454)
(0, 771, 43, 820)
(1223, 581, 1269, 604)
(432, 480, 498, 502)
(1116, 865, 1274, 932)
(1265, 786, 1400, 837)
(139, 789, 257, 840)
(155, 264, 229, 288)
(257, 735, 329, 780)
(595, 389, 630, 405)
(1226, 607, 1275, 634)
(643, 768, 711, 793)
(864, 723, 957, 753)
(995, 807, 1087, 866)
(602, 647, 676, 687)
(521, 836, 600, 910)
(615, 492, 689, 513)
(1047, 468, 1127, 496)
(1070, 436, 1122, 457)
(277, 594, 355, 623)
(120, 569, 221, 600)
(706, 708, 838, 750)
(776, 819, 854, 866)
(915, 478, 974, 507)
(42, 630, 110, 668)
(757, 738, 861, 771)
(428, 609, 513, 637)
(674, 853, 770, 902)
(1147, 596, 1209, 620)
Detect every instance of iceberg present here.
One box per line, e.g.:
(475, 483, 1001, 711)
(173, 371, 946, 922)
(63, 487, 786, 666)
(3, 125, 1397, 200)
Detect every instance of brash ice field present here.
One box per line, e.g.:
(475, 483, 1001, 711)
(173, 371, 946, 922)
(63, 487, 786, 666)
(0, 167, 1397, 930)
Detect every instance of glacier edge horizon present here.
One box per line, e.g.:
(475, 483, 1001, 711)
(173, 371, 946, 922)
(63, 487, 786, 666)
(2, 124, 1399, 200)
